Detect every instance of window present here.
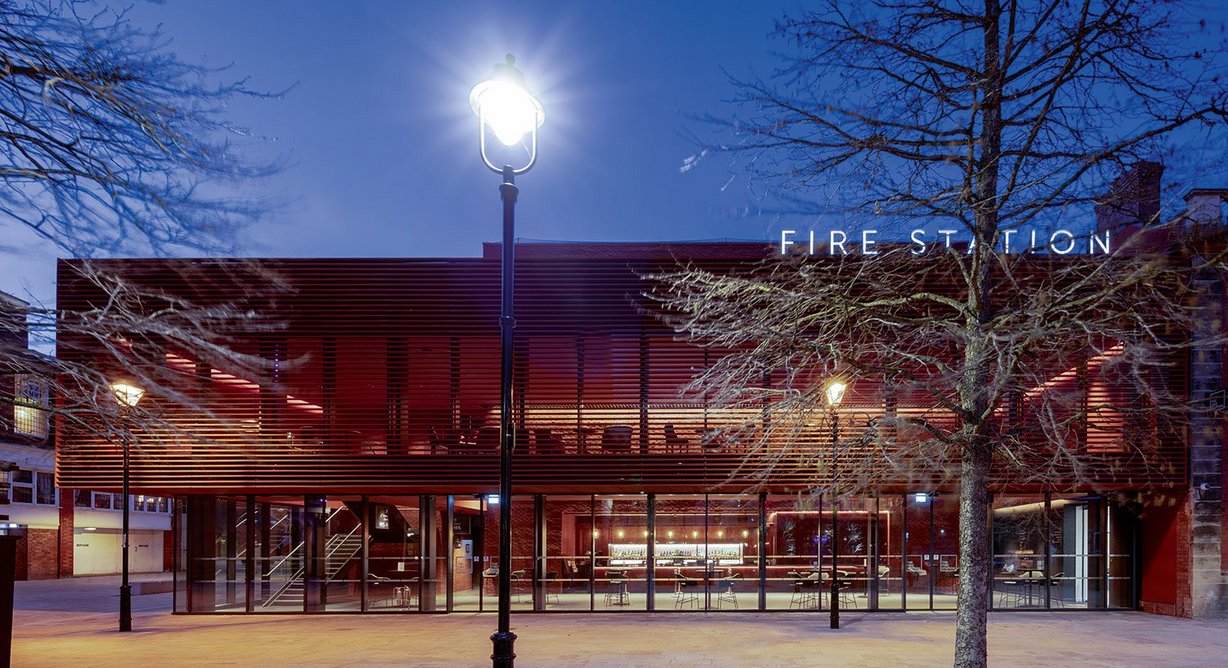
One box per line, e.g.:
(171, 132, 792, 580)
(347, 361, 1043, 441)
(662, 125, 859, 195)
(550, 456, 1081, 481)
(13, 375, 50, 439)
(68, 490, 172, 513)
(8, 469, 55, 505)
(130, 494, 170, 513)
(35, 471, 54, 505)
(10, 470, 33, 503)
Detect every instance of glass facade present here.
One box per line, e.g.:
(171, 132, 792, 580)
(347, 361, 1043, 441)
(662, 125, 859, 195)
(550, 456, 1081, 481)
(174, 490, 1137, 614)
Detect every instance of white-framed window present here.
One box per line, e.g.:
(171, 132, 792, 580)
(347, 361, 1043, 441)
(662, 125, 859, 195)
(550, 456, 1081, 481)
(69, 489, 172, 514)
(92, 491, 114, 510)
(133, 494, 172, 513)
(8, 468, 56, 505)
(13, 374, 50, 439)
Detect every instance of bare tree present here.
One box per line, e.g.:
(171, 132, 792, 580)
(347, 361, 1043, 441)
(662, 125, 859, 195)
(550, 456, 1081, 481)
(657, 2, 1228, 666)
(1, 0, 277, 257)
(0, 2, 282, 459)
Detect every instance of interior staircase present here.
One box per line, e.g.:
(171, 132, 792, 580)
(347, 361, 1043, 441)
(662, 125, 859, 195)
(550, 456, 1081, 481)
(260, 528, 365, 608)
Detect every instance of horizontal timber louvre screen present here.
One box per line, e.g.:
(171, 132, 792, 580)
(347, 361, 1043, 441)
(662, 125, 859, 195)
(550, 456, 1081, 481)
(55, 245, 1186, 494)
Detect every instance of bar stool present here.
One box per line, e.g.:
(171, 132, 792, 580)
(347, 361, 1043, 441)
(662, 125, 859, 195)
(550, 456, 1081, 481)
(604, 570, 630, 606)
(511, 569, 528, 603)
(674, 569, 699, 609)
(827, 571, 858, 609)
(717, 573, 740, 609)
(544, 571, 561, 604)
(392, 577, 419, 608)
(789, 571, 820, 609)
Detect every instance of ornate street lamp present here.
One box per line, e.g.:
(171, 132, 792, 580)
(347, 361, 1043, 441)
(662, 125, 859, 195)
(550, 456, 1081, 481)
(825, 379, 846, 630)
(110, 380, 145, 632)
(470, 54, 543, 668)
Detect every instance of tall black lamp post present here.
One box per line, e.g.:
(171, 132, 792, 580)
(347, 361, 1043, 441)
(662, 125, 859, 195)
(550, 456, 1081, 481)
(469, 54, 544, 668)
(825, 379, 846, 630)
(111, 380, 145, 632)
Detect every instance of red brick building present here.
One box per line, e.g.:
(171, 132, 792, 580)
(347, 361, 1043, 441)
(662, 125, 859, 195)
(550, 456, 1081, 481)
(2, 290, 172, 580)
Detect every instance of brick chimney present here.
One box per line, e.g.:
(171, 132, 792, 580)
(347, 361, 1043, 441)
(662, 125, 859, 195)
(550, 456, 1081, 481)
(1095, 161, 1164, 236)
(1181, 188, 1228, 227)
(0, 291, 28, 353)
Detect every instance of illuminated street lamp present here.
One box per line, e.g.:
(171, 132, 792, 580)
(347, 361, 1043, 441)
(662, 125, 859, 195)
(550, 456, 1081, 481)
(825, 379, 846, 630)
(470, 54, 543, 668)
(111, 380, 145, 632)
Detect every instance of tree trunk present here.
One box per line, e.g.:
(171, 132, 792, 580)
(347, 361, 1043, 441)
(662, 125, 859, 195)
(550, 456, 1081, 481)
(954, 442, 992, 668)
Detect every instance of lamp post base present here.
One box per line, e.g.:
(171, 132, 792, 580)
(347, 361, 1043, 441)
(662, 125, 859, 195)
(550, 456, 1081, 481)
(119, 583, 132, 632)
(491, 629, 517, 667)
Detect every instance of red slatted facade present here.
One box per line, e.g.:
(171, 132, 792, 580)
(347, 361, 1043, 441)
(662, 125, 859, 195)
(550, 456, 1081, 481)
(55, 243, 1187, 496)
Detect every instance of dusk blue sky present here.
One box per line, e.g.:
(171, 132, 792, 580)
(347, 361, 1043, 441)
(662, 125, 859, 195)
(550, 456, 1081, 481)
(3, 1, 1225, 313)
(2, 0, 808, 307)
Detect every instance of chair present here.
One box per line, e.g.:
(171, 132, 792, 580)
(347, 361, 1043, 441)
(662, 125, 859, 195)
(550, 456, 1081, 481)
(369, 573, 393, 608)
(789, 571, 821, 609)
(601, 425, 633, 454)
(475, 426, 500, 454)
(673, 569, 699, 609)
(663, 423, 689, 453)
(1021, 570, 1045, 607)
(481, 565, 498, 595)
(872, 563, 896, 594)
(698, 428, 724, 452)
(543, 570, 561, 604)
(604, 569, 630, 606)
(428, 426, 456, 455)
(392, 576, 419, 608)
(534, 429, 567, 455)
(717, 572, 740, 609)
(996, 565, 1022, 607)
(824, 571, 858, 609)
(510, 569, 528, 603)
(1048, 571, 1065, 608)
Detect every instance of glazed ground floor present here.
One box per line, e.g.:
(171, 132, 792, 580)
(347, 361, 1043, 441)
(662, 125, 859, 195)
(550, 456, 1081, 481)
(174, 491, 1146, 614)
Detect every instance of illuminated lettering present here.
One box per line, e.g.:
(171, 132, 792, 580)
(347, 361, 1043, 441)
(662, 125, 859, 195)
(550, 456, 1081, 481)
(830, 230, 848, 255)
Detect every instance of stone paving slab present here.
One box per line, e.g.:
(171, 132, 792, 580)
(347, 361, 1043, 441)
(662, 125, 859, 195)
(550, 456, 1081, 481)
(10, 577, 1228, 667)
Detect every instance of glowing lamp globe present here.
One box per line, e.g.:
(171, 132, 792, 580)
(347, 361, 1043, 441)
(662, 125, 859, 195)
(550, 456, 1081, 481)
(470, 54, 544, 147)
(111, 381, 145, 408)
(825, 380, 847, 408)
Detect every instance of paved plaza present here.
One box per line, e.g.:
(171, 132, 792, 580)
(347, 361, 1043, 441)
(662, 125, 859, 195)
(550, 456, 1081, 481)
(10, 575, 1228, 667)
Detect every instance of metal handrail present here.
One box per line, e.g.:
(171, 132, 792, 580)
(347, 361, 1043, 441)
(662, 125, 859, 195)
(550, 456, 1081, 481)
(259, 528, 366, 607)
(324, 524, 362, 567)
(264, 538, 305, 577)
(232, 513, 291, 562)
